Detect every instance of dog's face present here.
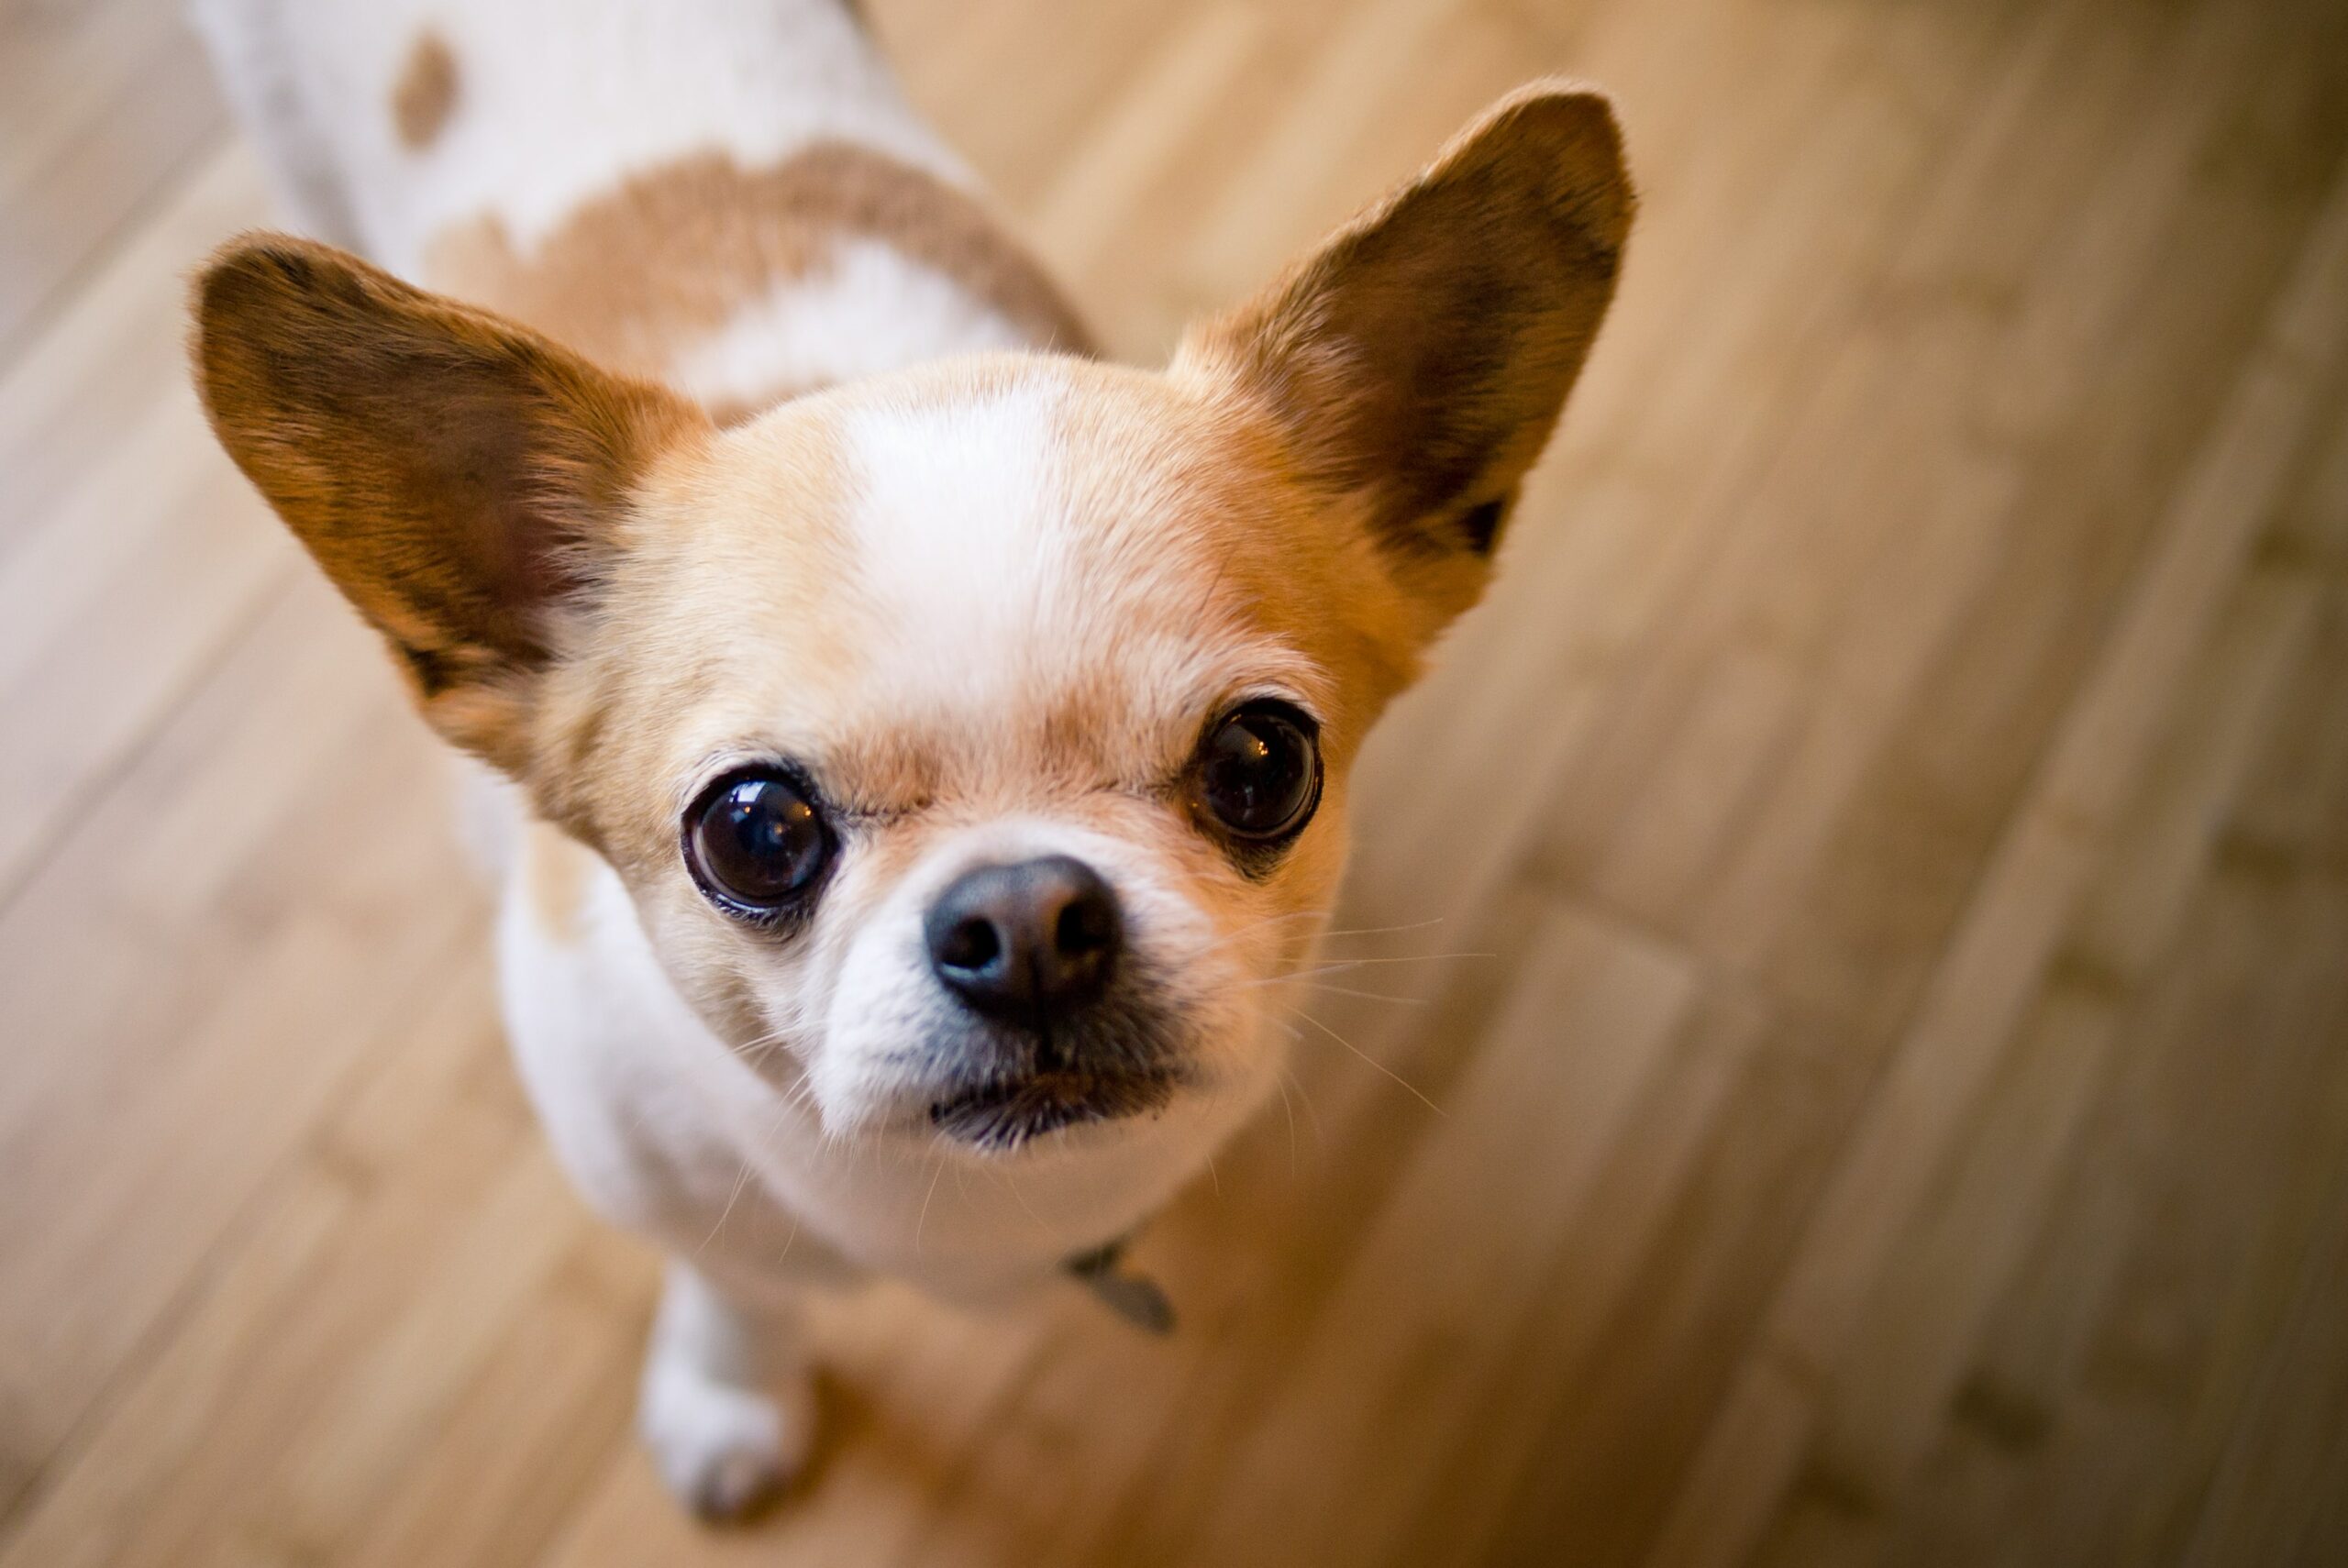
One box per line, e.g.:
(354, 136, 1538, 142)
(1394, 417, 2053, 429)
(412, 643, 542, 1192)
(192, 85, 1630, 1154)
(574, 359, 1385, 1152)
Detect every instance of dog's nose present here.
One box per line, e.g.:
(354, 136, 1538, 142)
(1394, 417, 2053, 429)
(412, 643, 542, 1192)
(925, 856, 1122, 1021)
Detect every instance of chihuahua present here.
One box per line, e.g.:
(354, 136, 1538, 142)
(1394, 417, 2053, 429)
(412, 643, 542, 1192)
(187, 0, 1630, 1520)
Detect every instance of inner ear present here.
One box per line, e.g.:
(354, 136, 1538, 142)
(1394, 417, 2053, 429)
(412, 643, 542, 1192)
(1457, 494, 1513, 556)
(1178, 83, 1632, 565)
(192, 234, 706, 768)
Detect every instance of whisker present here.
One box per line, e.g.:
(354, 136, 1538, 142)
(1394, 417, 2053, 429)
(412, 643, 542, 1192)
(699, 1157, 757, 1254)
(1204, 912, 1453, 969)
(1279, 1062, 1328, 1151)
(1308, 915, 1450, 944)
(1234, 951, 1497, 990)
(1288, 980, 1429, 1005)
(995, 1162, 1052, 1234)
(1301, 950, 1497, 970)
(727, 1021, 801, 1067)
(1279, 1003, 1446, 1119)
(914, 1156, 946, 1253)
(1271, 1067, 1300, 1175)
(1186, 906, 1335, 963)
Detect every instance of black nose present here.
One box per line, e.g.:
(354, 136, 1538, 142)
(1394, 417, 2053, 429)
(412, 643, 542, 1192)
(925, 856, 1122, 1022)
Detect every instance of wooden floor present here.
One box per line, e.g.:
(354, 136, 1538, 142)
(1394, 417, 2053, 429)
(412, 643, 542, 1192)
(6, 0, 2348, 1562)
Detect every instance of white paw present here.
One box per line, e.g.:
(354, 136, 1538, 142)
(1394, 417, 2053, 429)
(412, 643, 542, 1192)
(638, 1353, 816, 1522)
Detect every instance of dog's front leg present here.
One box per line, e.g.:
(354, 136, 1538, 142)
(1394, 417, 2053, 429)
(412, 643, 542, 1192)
(637, 1259, 817, 1521)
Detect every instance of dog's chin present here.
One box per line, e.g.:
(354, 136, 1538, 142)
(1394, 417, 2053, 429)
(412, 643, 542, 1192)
(925, 1068, 1182, 1154)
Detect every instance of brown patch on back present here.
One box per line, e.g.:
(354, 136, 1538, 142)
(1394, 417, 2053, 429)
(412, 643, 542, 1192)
(426, 142, 1095, 418)
(392, 32, 459, 151)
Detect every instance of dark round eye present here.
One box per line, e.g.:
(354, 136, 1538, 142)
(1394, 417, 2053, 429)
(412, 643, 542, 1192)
(683, 767, 832, 913)
(1197, 701, 1321, 841)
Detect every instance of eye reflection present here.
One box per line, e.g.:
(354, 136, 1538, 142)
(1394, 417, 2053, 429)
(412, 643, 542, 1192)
(683, 767, 832, 913)
(1196, 701, 1320, 842)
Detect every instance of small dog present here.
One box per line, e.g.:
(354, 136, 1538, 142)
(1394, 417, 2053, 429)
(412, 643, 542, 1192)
(188, 0, 1630, 1519)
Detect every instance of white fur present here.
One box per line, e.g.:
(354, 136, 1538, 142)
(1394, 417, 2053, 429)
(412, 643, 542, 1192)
(671, 239, 1036, 409)
(638, 1262, 817, 1518)
(836, 375, 1290, 727)
(843, 379, 1076, 710)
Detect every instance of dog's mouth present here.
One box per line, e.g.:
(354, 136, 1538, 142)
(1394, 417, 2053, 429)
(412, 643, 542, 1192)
(928, 1069, 1179, 1152)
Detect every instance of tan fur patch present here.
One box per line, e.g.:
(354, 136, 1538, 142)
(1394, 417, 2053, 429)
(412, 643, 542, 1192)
(1047, 361, 1423, 745)
(391, 32, 459, 151)
(536, 406, 861, 867)
(426, 143, 1095, 419)
(521, 819, 595, 943)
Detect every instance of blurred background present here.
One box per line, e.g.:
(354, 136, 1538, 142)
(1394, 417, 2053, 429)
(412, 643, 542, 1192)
(4, 0, 2347, 1564)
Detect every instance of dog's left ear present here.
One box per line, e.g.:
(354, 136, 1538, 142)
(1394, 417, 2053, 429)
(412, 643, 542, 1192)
(1176, 82, 1632, 625)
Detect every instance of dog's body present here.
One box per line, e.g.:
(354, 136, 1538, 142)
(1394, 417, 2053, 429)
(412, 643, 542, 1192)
(192, 0, 1629, 1518)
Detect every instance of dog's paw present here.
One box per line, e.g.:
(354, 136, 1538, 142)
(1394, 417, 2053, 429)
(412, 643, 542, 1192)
(638, 1353, 815, 1523)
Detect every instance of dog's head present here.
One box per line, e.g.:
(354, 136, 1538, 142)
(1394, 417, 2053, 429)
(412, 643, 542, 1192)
(192, 85, 1630, 1155)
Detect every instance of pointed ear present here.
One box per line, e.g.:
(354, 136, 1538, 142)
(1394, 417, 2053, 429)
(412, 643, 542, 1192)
(1176, 83, 1631, 613)
(191, 234, 707, 772)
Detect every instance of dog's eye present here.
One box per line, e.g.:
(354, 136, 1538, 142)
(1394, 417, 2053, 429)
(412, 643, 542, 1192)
(1196, 701, 1321, 842)
(683, 767, 832, 914)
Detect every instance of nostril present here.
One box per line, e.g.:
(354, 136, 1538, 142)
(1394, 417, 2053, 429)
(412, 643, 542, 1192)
(1055, 897, 1114, 959)
(936, 915, 1001, 973)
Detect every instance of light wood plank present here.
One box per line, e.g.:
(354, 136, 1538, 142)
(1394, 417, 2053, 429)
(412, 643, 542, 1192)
(1642, 105, 2348, 1568)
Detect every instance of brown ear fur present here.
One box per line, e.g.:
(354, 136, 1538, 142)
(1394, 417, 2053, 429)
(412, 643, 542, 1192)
(1178, 82, 1632, 588)
(191, 233, 706, 771)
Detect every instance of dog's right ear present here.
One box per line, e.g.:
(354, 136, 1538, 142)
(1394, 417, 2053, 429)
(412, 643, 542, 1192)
(1176, 83, 1632, 643)
(192, 234, 707, 774)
